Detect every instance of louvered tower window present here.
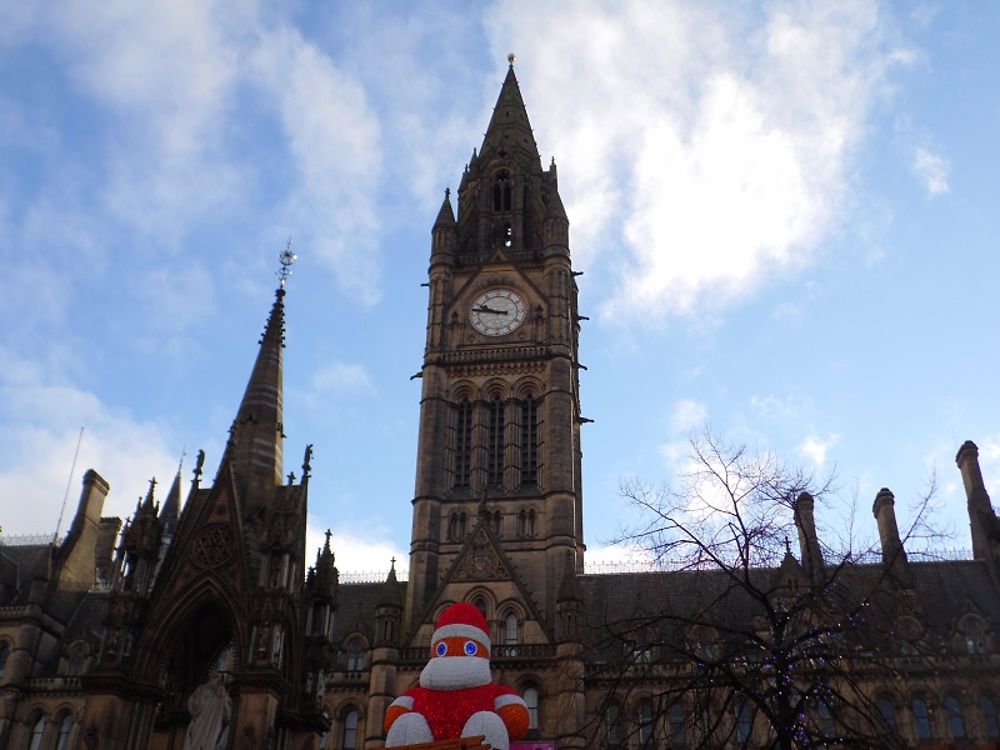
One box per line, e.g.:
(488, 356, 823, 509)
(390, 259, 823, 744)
(487, 395, 505, 488)
(454, 399, 473, 488)
(493, 171, 512, 211)
(520, 396, 538, 485)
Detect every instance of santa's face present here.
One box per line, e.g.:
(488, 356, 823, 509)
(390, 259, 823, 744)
(419, 636, 491, 690)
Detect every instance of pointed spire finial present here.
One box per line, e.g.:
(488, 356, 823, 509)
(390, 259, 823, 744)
(277, 239, 297, 289)
(302, 443, 313, 480)
(507, 52, 515, 66)
(193, 449, 205, 483)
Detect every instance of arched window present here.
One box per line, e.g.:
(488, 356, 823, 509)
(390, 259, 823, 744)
(980, 694, 1000, 739)
(472, 596, 489, 620)
(55, 712, 74, 750)
(492, 510, 502, 535)
(668, 704, 686, 747)
(342, 709, 359, 750)
(817, 700, 835, 737)
(734, 699, 751, 743)
(520, 396, 538, 485)
(877, 697, 896, 732)
(453, 400, 473, 489)
(0, 640, 8, 676)
(522, 685, 539, 730)
(504, 613, 519, 645)
(963, 617, 987, 654)
(912, 697, 932, 740)
(66, 643, 87, 676)
(638, 700, 654, 749)
(345, 638, 365, 672)
(945, 695, 966, 739)
(487, 394, 505, 488)
(897, 616, 921, 656)
(606, 704, 623, 748)
(28, 715, 47, 750)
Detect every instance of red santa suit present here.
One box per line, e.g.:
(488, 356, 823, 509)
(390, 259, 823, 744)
(384, 603, 530, 749)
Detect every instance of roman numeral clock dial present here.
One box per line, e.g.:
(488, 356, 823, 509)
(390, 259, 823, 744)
(469, 287, 528, 337)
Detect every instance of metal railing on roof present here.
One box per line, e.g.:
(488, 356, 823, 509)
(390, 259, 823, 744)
(0, 533, 61, 547)
(339, 570, 410, 584)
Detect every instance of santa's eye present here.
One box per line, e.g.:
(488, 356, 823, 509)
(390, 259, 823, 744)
(464, 640, 478, 656)
(435, 642, 447, 657)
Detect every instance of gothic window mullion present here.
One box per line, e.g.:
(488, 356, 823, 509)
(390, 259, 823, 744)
(521, 396, 539, 486)
(452, 400, 473, 490)
(487, 396, 505, 489)
(471, 399, 489, 493)
(504, 398, 521, 490)
(445, 402, 458, 489)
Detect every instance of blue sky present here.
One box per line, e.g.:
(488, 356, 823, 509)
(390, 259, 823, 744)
(1, 1, 999, 574)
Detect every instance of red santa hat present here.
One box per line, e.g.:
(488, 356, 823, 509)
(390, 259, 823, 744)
(432, 603, 491, 654)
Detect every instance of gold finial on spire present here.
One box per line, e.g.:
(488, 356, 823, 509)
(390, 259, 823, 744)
(507, 52, 515, 66)
(277, 238, 297, 288)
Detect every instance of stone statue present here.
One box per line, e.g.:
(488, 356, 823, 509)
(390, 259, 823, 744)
(183, 671, 232, 750)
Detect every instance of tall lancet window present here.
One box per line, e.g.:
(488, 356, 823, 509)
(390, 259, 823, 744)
(520, 395, 538, 485)
(493, 171, 512, 212)
(487, 394, 505, 488)
(453, 399, 473, 489)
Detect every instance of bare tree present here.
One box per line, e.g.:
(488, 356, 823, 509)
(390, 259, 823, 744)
(580, 430, 946, 750)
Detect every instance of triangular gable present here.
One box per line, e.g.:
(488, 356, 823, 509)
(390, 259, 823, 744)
(411, 519, 552, 644)
(145, 460, 251, 619)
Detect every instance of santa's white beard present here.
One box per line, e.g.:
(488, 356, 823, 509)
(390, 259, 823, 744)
(420, 656, 491, 690)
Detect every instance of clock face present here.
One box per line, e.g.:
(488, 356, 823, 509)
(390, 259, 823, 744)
(469, 287, 528, 337)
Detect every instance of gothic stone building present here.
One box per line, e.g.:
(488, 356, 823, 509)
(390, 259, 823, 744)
(3, 63, 1000, 750)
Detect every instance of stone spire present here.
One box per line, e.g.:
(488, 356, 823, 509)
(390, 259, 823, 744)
(480, 59, 541, 169)
(227, 285, 286, 503)
(159, 460, 183, 539)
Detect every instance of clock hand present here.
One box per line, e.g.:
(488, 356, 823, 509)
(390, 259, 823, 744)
(472, 306, 508, 315)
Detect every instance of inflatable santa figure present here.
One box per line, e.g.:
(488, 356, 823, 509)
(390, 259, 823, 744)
(384, 602, 530, 749)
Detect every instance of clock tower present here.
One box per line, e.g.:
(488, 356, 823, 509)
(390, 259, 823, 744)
(405, 60, 585, 638)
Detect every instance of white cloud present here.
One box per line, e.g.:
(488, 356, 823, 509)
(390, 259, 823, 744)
(45, 0, 247, 241)
(750, 393, 810, 421)
(487, 0, 912, 323)
(250, 26, 383, 304)
(310, 361, 376, 396)
(670, 399, 708, 433)
(798, 432, 841, 469)
(10, 3, 385, 304)
(0, 348, 179, 536)
(912, 146, 950, 195)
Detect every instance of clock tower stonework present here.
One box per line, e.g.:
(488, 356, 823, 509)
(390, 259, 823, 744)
(405, 61, 585, 642)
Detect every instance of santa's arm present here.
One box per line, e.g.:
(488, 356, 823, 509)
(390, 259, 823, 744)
(494, 690, 530, 741)
(383, 695, 414, 733)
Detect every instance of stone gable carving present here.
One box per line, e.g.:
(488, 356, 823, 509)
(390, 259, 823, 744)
(452, 527, 509, 582)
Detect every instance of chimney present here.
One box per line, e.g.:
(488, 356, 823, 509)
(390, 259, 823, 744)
(872, 487, 912, 588)
(793, 492, 823, 580)
(956, 440, 997, 560)
(53, 470, 110, 591)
